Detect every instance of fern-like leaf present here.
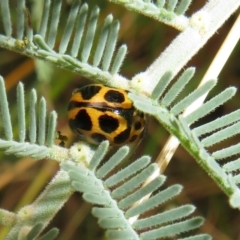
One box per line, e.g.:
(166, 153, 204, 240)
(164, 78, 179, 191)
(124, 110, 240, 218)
(109, 0, 192, 30)
(5, 170, 73, 239)
(0, 76, 57, 160)
(0, 0, 128, 88)
(129, 67, 240, 208)
(62, 142, 211, 240)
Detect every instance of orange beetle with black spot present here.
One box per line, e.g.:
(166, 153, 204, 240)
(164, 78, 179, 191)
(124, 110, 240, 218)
(67, 84, 147, 145)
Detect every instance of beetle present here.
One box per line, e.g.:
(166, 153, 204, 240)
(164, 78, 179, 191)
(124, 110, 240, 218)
(67, 84, 147, 146)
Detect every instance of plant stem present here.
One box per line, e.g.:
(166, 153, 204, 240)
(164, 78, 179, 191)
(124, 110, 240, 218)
(131, 0, 240, 94)
(5, 170, 73, 240)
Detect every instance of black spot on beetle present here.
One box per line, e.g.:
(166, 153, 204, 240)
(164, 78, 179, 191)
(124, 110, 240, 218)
(129, 135, 137, 142)
(104, 90, 125, 103)
(134, 121, 142, 130)
(98, 114, 119, 133)
(81, 85, 101, 100)
(138, 111, 144, 118)
(91, 133, 107, 143)
(114, 127, 131, 144)
(74, 109, 92, 131)
(114, 109, 134, 127)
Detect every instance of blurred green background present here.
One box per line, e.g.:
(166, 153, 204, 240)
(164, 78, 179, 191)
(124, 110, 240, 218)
(0, 0, 240, 239)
